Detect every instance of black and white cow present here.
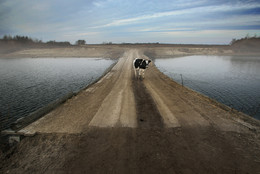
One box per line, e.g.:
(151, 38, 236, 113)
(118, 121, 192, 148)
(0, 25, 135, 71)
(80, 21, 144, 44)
(133, 58, 152, 79)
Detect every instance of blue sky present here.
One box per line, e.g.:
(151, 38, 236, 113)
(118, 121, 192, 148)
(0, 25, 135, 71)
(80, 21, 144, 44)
(1, 0, 260, 44)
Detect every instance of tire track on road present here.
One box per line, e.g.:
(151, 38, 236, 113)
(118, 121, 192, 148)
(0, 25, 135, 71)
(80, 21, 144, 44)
(89, 50, 137, 128)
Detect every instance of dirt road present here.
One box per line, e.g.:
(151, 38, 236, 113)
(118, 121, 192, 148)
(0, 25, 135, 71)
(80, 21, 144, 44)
(1, 49, 260, 174)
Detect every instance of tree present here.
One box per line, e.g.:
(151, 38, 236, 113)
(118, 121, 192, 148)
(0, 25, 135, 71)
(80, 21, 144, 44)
(75, 40, 86, 45)
(3, 35, 12, 41)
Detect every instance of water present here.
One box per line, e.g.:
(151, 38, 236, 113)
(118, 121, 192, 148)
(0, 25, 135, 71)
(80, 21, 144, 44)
(0, 58, 115, 130)
(155, 55, 260, 120)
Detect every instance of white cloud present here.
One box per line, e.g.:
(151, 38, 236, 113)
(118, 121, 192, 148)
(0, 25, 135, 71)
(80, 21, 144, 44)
(93, 0, 117, 7)
(93, 1, 102, 7)
(68, 32, 100, 36)
(91, 2, 260, 28)
(136, 27, 194, 32)
(1, 0, 260, 44)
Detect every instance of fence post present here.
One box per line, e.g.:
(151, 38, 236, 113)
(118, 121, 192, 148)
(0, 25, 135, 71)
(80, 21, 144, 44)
(180, 74, 183, 87)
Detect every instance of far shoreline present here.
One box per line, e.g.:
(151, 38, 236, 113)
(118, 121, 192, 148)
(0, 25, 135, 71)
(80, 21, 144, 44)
(1, 44, 260, 59)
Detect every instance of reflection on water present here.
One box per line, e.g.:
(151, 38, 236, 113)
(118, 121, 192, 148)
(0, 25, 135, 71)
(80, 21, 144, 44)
(155, 56, 260, 120)
(0, 58, 115, 130)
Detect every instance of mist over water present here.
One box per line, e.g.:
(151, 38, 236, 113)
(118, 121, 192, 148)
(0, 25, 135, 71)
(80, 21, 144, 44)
(155, 55, 260, 120)
(0, 58, 115, 130)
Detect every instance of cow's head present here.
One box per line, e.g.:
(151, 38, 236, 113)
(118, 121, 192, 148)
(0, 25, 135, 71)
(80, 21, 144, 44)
(146, 59, 152, 68)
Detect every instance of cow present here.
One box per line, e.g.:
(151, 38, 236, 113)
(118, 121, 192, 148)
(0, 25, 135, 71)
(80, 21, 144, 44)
(133, 58, 152, 79)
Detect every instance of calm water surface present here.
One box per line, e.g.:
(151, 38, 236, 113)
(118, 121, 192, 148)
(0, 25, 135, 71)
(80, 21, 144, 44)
(0, 58, 115, 130)
(155, 56, 260, 120)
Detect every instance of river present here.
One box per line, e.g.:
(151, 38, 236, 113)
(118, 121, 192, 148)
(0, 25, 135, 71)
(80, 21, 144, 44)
(0, 58, 115, 130)
(155, 55, 260, 120)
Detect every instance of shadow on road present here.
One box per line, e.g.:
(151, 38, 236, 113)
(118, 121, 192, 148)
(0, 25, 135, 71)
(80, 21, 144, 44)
(132, 78, 164, 129)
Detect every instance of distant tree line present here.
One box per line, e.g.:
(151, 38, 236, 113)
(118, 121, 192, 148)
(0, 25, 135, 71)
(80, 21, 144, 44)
(1, 35, 163, 46)
(0, 35, 74, 47)
(102, 41, 160, 45)
(1, 35, 42, 44)
(0, 35, 88, 47)
(46, 40, 71, 46)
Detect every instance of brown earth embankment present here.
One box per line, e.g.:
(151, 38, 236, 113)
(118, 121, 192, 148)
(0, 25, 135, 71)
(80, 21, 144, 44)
(2, 43, 259, 60)
(1, 49, 260, 174)
(0, 43, 239, 59)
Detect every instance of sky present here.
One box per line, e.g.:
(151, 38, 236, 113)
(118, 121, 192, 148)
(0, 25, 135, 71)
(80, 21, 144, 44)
(0, 0, 260, 44)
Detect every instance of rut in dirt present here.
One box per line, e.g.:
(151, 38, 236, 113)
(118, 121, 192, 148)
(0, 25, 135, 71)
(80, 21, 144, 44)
(132, 78, 164, 129)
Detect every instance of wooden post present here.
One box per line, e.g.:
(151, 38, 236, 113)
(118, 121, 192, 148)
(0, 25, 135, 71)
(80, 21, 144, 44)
(180, 74, 183, 87)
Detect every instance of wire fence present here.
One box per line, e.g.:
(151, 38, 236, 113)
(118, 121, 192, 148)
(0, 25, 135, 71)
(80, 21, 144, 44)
(160, 69, 260, 119)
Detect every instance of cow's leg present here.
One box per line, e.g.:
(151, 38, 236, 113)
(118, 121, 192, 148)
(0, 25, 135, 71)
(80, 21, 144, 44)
(139, 69, 142, 79)
(136, 69, 139, 79)
(140, 69, 145, 79)
(142, 69, 145, 79)
(133, 64, 137, 79)
(134, 68, 138, 78)
(138, 68, 142, 79)
(138, 69, 144, 79)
